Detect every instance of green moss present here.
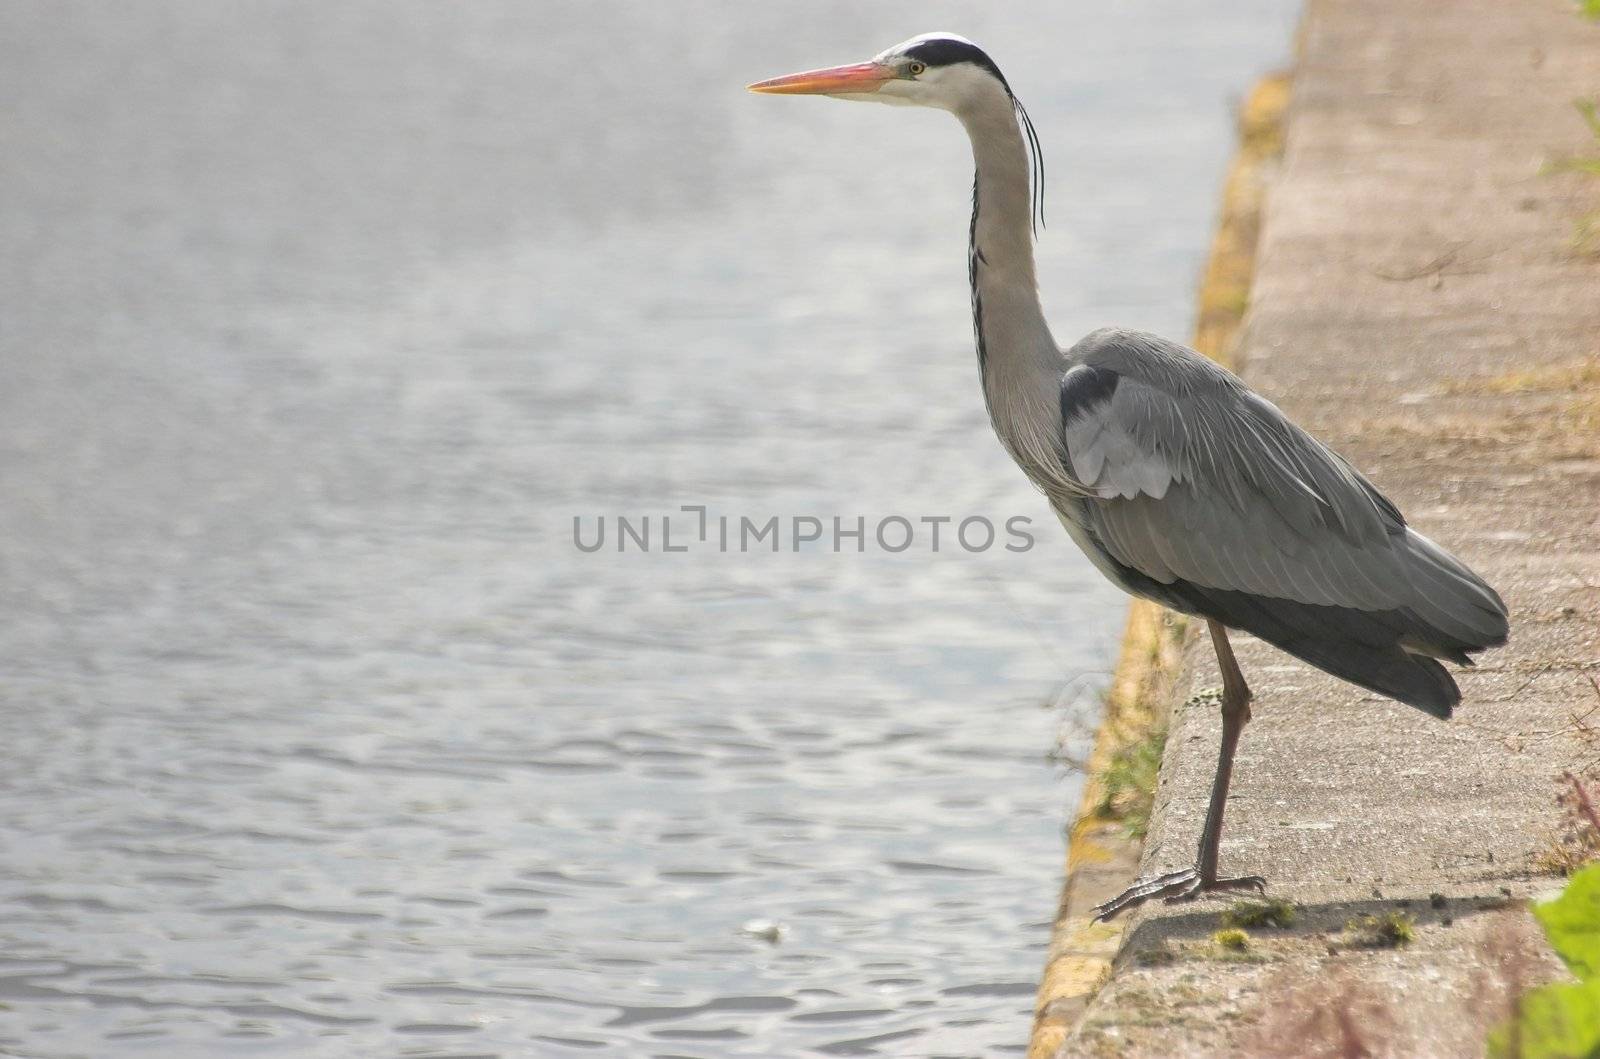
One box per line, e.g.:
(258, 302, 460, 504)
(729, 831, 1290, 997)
(1221, 898, 1297, 930)
(1093, 723, 1168, 839)
(1213, 928, 1249, 951)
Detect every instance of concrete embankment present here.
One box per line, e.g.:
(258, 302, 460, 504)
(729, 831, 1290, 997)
(1035, 0, 1600, 1054)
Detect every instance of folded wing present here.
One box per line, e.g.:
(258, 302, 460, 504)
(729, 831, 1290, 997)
(1058, 329, 1508, 716)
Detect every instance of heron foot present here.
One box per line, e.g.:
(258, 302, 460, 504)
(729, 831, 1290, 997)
(1092, 867, 1266, 922)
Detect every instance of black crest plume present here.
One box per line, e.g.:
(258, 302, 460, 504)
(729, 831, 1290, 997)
(903, 36, 1046, 236)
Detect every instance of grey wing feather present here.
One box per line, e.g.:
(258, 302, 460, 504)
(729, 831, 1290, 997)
(1058, 329, 1507, 711)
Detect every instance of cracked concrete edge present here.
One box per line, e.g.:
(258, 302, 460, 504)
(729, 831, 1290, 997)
(1024, 71, 1293, 1059)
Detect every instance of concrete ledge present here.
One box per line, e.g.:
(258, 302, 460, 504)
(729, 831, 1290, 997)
(1059, 0, 1600, 1054)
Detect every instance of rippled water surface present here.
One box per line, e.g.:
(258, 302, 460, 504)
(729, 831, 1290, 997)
(0, 3, 1296, 1055)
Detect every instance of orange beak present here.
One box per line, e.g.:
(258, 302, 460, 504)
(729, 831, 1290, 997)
(747, 61, 895, 96)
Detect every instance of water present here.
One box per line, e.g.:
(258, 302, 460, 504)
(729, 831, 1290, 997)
(0, 3, 1297, 1056)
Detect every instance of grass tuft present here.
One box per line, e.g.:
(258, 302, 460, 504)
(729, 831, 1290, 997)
(1343, 912, 1415, 949)
(1213, 928, 1250, 951)
(1222, 898, 1297, 930)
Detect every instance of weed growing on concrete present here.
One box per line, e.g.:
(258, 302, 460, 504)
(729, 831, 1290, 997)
(1488, 862, 1600, 1057)
(1222, 898, 1297, 930)
(1548, 99, 1600, 174)
(1341, 912, 1415, 949)
(1213, 928, 1249, 951)
(1547, 98, 1600, 255)
(1093, 723, 1167, 839)
(1542, 771, 1600, 875)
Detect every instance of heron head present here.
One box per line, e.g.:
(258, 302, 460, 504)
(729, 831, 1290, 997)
(748, 33, 1012, 113)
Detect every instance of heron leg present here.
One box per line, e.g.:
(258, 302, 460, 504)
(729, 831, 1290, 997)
(1091, 621, 1266, 921)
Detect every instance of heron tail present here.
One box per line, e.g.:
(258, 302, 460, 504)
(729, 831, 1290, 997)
(1259, 633, 1462, 718)
(1171, 575, 1507, 719)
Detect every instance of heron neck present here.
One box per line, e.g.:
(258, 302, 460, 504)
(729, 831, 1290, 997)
(958, 97, 1057, 378)
(957, 94, 1062, 475)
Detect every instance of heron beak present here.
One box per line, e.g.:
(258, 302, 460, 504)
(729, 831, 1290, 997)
(747, 62, 894, 96)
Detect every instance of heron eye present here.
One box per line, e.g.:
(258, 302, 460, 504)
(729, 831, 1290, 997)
(908, 61, 926, 76)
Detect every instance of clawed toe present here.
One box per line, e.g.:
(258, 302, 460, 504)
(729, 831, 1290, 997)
(1092, 868, 1267, 922)
(1093, 868, 1200, 921)
(1163, 872, 1267, 904)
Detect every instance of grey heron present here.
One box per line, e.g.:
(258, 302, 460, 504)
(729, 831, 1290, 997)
(749, 33, 1509, 920)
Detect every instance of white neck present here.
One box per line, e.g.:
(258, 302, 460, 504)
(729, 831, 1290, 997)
(954, 90, 1063, 481)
